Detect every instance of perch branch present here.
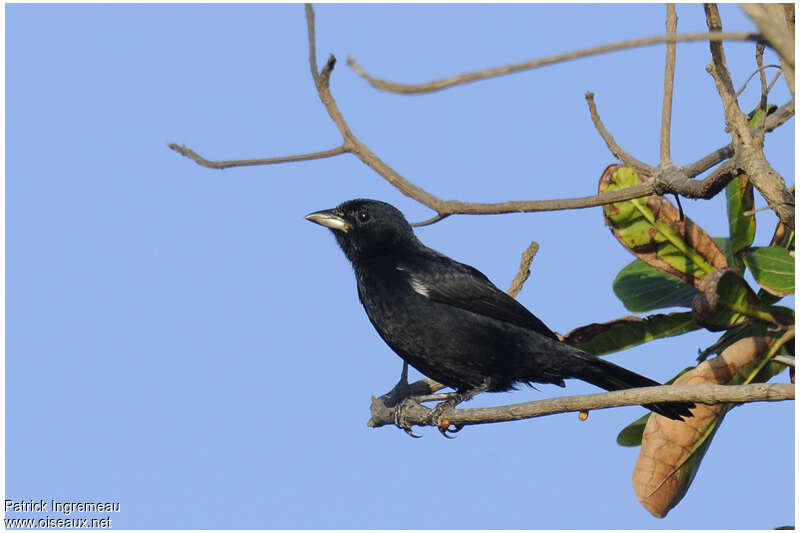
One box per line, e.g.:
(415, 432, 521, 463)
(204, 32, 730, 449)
(347, 32, 761, 95)
(367, 383, 794, 429)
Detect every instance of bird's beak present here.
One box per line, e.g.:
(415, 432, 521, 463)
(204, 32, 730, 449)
(305, 209, 352, 233)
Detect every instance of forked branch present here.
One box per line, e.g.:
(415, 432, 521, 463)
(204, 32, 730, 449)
(169, 4, 793, 229)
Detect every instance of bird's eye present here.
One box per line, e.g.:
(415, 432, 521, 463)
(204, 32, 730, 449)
(358, 211, 370, 223)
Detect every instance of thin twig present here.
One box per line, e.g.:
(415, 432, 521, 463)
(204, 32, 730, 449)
(660, 4, 678, 164)
(305, 3, 319, 84)
(766, 69, 783, 94)
(755, 42, 769, 143)
(347, 31, 761, 95)
(411, 213, 451, 227)
(733, 63, 781, 99)
(507, 241, 540, 298)
(367, 383, 794, 429)
(585, 92, 654, 176)
(167, 143, 347, 169)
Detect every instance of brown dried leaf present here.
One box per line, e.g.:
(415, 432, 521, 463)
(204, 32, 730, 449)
(633, 336, 771, 518)
(599, 165, 728, 288)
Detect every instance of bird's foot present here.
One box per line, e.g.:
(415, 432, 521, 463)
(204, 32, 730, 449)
(426, 397, 464, 438)
(426, 379, 491, 438)
(394, 397, 423, 438)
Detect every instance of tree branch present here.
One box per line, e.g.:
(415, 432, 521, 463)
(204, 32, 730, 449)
(740, 3, 794, 70)
(167, 143, 347, 169)
(705, 4, 795, 230)
(367, 383, 794, 429)
(347, 31, 761, 95)
(507, 241, 539, 298)
(585, 92, 655, 176)
(660, 4, 678, 164)
(681, 99, 794, 178)
(169, 5, 793, 230)
(305, 3, 320, 84)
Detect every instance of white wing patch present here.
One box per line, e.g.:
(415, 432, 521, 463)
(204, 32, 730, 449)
(396, 265, 430, 298)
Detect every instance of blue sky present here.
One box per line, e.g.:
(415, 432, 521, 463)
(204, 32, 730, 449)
(6, 3, 794, 529)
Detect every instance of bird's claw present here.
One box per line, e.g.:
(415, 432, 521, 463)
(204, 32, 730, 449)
(394, 397, 422, 438)
(427, 398, 461, 438)
(395, 394, 467, 438)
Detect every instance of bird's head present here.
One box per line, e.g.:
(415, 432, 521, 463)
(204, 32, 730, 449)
(305, 199, 417, 262)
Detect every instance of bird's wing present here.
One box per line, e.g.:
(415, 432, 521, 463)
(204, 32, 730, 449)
(397, 251, 560, 341)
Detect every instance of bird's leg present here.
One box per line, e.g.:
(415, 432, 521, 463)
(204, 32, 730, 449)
(387, 362, 422, 438)
(427, 379, 491, 438)
(387, 361, 411, 400)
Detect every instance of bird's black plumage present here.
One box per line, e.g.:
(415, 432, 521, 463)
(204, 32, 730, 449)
(306, 199, 693, 421)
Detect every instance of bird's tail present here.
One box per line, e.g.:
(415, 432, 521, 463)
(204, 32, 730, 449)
(568, 351, 694, 421)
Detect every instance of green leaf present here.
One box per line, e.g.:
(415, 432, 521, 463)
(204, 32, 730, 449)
(692, 269, 781, 331)
(565, 312, 700, 356)
(696, 321, 785, 361)
(743, 246, 795, 296)
(613, 259, 699, 313)
(600, 166, 728, 288)
(713, 236, 743, 273)
(617, 413, 650, 447)
(725, 174, 756, 255)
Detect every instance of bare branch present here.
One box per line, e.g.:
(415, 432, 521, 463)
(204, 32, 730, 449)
(305, 3, 319, 84)
(705, 4, 795, 229)
(660, 4, 678, 163)
(411, 213, 451, 227)
(585, 92, 655, 176)
(430, 184, 660, 216)
(367, 383, 794, 429)
(679, 160, 738, 199)
(767, 68, 784, 94)
(169, 6, 793, 229)
(742, 3, 795, 100)
(348, 31, 761, 95)
(682, 99, 794, 177)
(755, 42, 769, 142)
(167, 143, 347, 169)
(733, 63, 782, 99)
(309, 53, 446, 210)
(507, 241, 540, 298)
(740, 3, 795, 69)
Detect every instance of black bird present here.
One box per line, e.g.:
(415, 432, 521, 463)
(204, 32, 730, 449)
(306, 199, 693, 432)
